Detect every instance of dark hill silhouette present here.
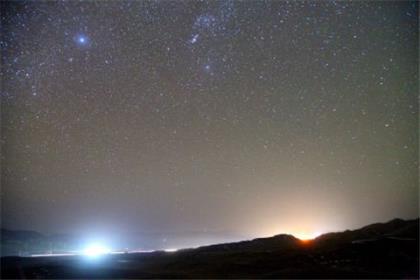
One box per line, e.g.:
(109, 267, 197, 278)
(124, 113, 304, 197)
(191, 234, 300, 253)
(314, 218, 419, 246)
(1, 218, 419, 278)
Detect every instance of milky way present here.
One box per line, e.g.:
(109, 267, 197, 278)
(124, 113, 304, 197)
(1, 1, 418, 244)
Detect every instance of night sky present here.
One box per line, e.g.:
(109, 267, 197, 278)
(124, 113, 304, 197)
(1, 0, 418, 246)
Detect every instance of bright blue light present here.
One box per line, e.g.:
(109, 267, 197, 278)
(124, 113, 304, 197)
(82, 244, 111, 258)
(75, 35, 89, 46)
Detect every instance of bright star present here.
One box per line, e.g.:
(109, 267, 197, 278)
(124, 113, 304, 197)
(75, 35, 89, 46)
(190, 34, 199, 44)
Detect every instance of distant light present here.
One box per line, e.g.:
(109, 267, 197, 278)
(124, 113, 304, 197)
(164, 248, 178, 252)
(292, 231, 322, 241)
(31, 253, 76, 257)
(83, 244, 111, 257)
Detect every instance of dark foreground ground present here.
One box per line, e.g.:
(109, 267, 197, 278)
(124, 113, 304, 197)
(1, 218, 418, 279)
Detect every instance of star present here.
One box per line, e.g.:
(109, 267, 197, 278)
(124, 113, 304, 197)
(189, 34, 199, 44)
(75, 34, 89, 46)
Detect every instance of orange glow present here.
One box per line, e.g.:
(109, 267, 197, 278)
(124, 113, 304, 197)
(258, 219, 325, 242)
(290, 230, 322, 241)
(299, 238, 313, 246)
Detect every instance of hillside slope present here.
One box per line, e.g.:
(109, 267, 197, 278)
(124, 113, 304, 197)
(1, 218, 419, 278)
